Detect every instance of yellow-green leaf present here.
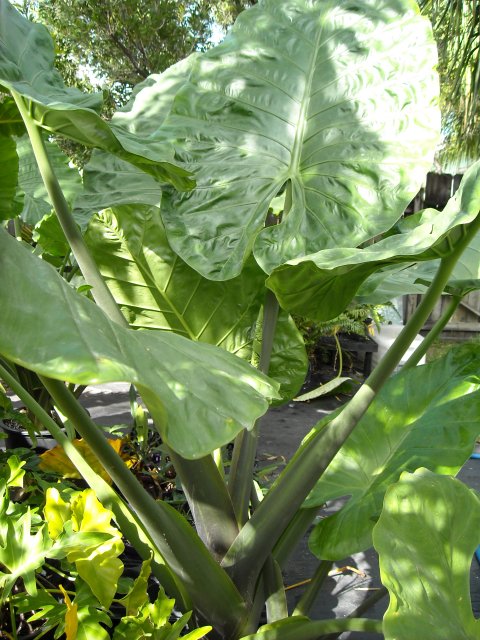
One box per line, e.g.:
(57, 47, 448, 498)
(44, 487, 72, 540)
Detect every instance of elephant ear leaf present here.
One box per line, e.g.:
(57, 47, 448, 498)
(267, 159, 480, 321)
(85, 206, 306, 403)
(0, 229, 279, 458)
(0, 132, 20, 220)
(306, 343, 480, 560)
(373, 469, 480, 640)
(160, 0, 439, 280)
(0, 0, 192, 189)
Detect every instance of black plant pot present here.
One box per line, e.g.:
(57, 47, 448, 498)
(0, 418, 57, 451)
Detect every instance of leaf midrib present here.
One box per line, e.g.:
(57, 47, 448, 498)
(288, 2, 332, 178)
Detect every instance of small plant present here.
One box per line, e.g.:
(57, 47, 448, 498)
(0, 452, 210, 639)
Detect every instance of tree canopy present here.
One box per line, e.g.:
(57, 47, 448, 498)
(36, 0, 214, 103)
(419, 0, 480, 164)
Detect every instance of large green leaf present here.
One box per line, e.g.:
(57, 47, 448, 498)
(268, 312, 308, 403)
(72, 56, 199, 220)
(354, 263, 429, 305)
(373, 470, 480, 640)
(267, 160, 480, 320)
(159, 0, 439, 280)
(0, 133, 20, 220)
(0, 228, 279, 458)
(75, 151, 163, 219)
(85, 205, 264, 347)
(0, 96, 25, 137)
(306, 343, 480, 560)
(0, 1, 192, 189)
(15, 135, 82, 226)
(85, 205, 307, 401)
(358, 170, 480, 304)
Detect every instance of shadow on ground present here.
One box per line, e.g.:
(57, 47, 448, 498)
(77, 381, 480, 639)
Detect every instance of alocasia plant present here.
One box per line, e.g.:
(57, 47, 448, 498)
(0, 0, 479, 638)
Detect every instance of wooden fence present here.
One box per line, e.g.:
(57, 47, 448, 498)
(403, 172, 480, 339)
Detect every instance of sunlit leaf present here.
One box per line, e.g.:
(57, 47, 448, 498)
(0, 511, 49, 600)
(373, 470, 480, 640)
(119, 557, 151, 617)
(307, 343, 480, 560)
(0, 228, 279, 459)
(159, 0, 439, 280)
(60, 585, 79, 640)
(267, 160, 480, 321)
(0, 1, 193, 189)
(40, 437, 129, 484)
(44, 487, 71, 539)
(86, 205, 305, 401)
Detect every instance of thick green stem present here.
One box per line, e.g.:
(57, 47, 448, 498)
(333, 332, 343, 378)
(39, 376, 247, 637)
(403, 294, 461, 369)
(167, 448, 240, 561)
(292, 560, 333, 617)
(0, 363, 191, 610)
(228, 190, 285, 524)
(223, 214, 480, 598)
(228, 288, 280, 524)
(11, 91, 127, 328)
(13, 217, 22, 241)
(272, 507, 319, 568)
(242, 618, 383, 639)
(264, 557, 288, 622)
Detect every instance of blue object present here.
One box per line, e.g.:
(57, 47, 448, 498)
(471, 454, 480, 564)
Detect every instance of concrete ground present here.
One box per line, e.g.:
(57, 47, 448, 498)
(77, 383, 480, 638)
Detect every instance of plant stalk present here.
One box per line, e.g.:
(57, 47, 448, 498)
(264, 556, 288, 622)
(13, 217, 22, 241)
(39, 376, 247, 637)
(292, 560, 333, 617)
(166, 448, 240, 561)
(228, 282, 280, 524)
(402, 294, 461, 368)
(11, 90, 127, 328)
(0, 362, 191, 611)
(272, 507, 319, 568)
(228, 199, 284, 524)
(223, 213, 480, 597)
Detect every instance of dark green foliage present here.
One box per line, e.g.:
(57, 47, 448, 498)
(37, 0, 214, 105)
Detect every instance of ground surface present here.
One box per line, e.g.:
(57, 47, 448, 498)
(78, 376, 480, 639)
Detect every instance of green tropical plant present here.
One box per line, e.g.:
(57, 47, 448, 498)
(1, 1, 480, 638)
(0, 453, 210, 638)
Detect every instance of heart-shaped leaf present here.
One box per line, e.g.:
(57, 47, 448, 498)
(0, 229, 278, 458)
(373, 469, 480, 640)
(267, 160, 480, 321)
(306, 343, 480, 560)
(85, 205, 306, 401)
(159, 0, 439, 280)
